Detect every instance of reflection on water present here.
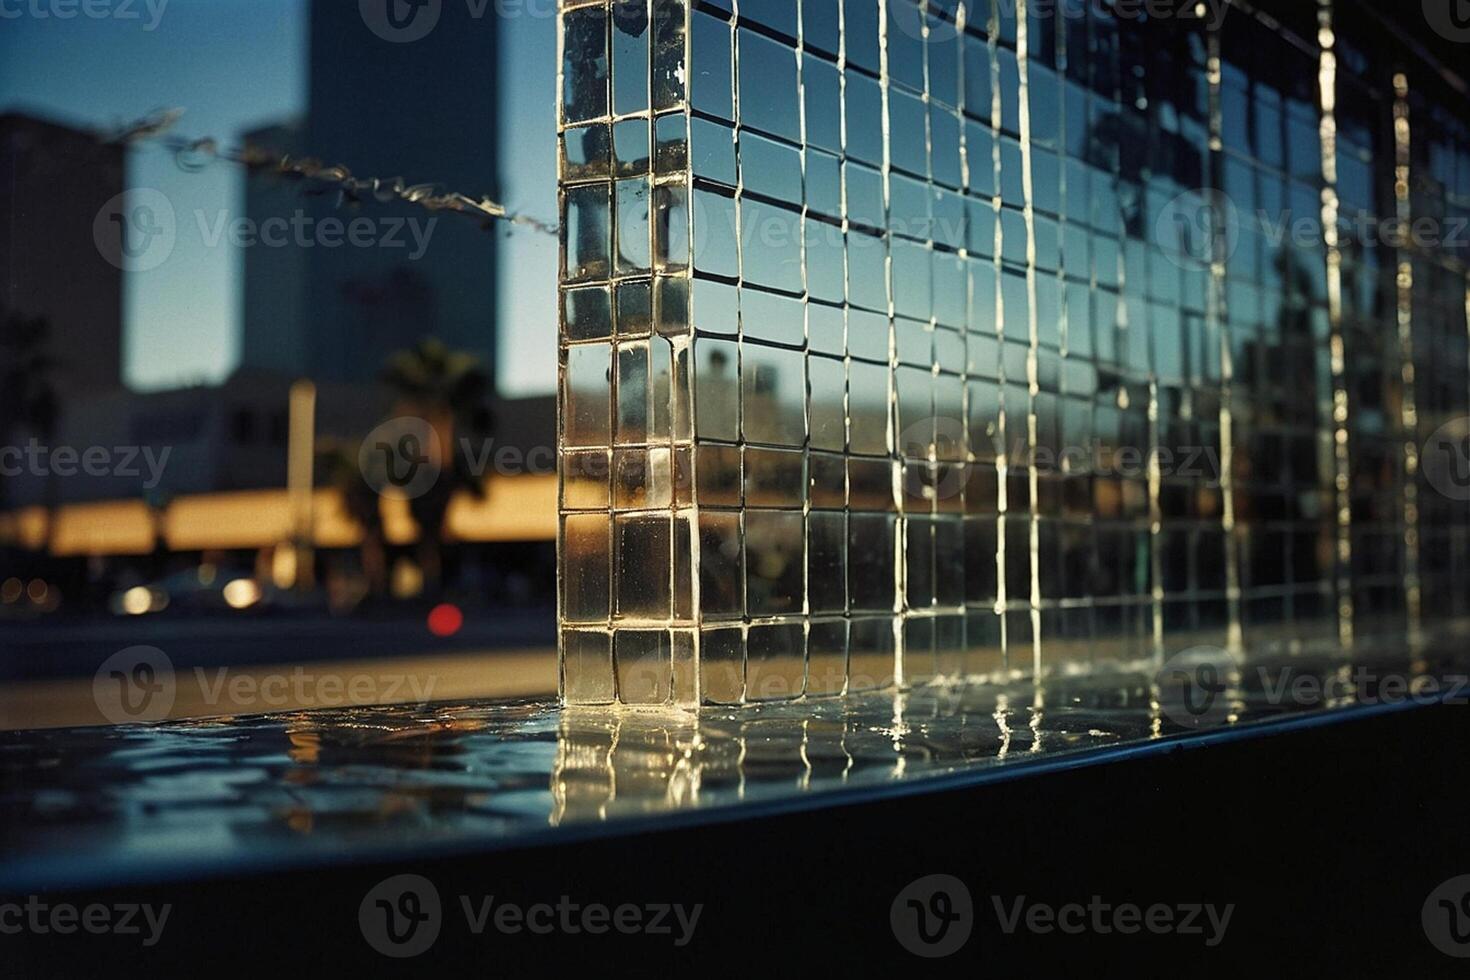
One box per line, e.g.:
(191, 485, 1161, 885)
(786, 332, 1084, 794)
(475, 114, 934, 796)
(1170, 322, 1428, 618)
(2, 638, 1466, 887)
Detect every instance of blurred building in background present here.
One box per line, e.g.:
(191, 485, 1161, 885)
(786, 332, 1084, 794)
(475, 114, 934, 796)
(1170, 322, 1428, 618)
(1, 369, 389, 507)
(238, 119, 311, 379)
(0, 112, 125, 400)
(240, 0, 501, 384)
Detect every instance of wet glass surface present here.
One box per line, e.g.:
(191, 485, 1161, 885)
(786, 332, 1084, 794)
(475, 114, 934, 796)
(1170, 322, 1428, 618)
(5, 641, 1467, 889)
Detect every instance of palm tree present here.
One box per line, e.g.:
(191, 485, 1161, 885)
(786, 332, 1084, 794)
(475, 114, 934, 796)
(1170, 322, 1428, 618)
(319, 441, 389, 598)
(379, 338, 494, 595)
(0, 309, 61, 537)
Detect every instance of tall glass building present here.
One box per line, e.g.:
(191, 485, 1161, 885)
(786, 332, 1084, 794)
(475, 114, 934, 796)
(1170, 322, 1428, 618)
(556, 0, 1470, 707)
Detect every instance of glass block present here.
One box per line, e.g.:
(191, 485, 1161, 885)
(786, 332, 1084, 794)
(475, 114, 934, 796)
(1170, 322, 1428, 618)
(611, 0, 650, 116)
(905, 516, 936, 608)
(562, 123, 611, 181)
(689, 8, 733, 120)
(558, 0, 1446, 708)
(843, 0, 879, 73)
(740, 288, 804, 347)
(669, 343, 693, 441)
(692, 188, 739, 278)
(700, 627, 744, 705)
(746, 623, 805, 701)
(808, 512, 847, 615)
(654, 276, 688, 337)
(693, 339, 740, 442)
(739, 131, 802, 206)
(562, 514, 611, 624)
(848, 361, 891, 456)
(806, 620, 848, 696)
(698, 511, 743, 618)
(743, 447, 804, 508)
(803, 0, 839, 58)
(614, 629, 671, 705)
(691, 117, 737, 186)
(563, 450, 610, 511)
(695, 445, 742, 507)
(562, 6, 609, 124)
(736, 28, 799, 142)
(615, 178, 652, 275)
(692, 277, 738, 336)
(935, 615, 965, 679)
(614, 448, 673, 510)
(844, 71, 884, 166)
(562, 183, 612, 283)
(616, 342, 650, 444)
(903, 617, 937, 686)
(672, 447, 695, 507)
(564, 343, 611, 449)
(848, 617, 894, 692)
(744, 511, 804, 616)
(653, 184, 690, 272)
(847, 235, 889, 316)
(808, 302, 844, 355)
(803, 56, 841, 153)
(650, 0, 686, 111)
(848, 513, 897, 613)
(848, 458, 894, 512)
(616, 280, 652, 338)
(805, 153, 841, 220)
(615, 514, 672, 619)
(809, 453, 846, 510)
(739, 0, 797, 38)
(673, 511, 695, 620)
(613, 118, 650, 176)
(562, 630, 615, 705)
(653, 113, 688, 175)
(806, 219, 845, 304)
(740, 343, 805, 447)
(738, 199, 803, 291)
(564, 286, 612, 343)
(671, 629, 698, 707)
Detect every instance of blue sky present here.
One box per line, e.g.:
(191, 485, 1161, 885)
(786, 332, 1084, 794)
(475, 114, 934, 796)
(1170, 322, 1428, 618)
(0, 0, 557, 396)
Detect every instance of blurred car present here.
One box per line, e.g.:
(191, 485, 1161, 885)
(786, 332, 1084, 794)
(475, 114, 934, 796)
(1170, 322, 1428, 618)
(109, 564, 273, 617)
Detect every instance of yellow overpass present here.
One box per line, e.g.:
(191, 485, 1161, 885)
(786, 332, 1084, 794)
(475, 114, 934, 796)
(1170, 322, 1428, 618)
(0, 474, 557, 557)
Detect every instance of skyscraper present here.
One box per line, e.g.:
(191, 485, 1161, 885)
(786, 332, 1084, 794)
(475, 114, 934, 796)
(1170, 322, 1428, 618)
(240, 0, 500, 384)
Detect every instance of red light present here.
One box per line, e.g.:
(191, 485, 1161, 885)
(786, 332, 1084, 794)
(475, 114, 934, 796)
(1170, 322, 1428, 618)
(427, 603, 464, 638)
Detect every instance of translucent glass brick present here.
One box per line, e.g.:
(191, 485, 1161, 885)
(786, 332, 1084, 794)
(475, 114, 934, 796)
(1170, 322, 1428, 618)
(559, 0, 1470, 709)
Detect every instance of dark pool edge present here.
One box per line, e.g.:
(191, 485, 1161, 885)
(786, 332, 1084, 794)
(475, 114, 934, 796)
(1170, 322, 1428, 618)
(0, 692, 1442, 895)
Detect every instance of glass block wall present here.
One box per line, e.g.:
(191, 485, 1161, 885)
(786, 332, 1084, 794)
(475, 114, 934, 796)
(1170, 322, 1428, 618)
(557, 0, 1470, 708)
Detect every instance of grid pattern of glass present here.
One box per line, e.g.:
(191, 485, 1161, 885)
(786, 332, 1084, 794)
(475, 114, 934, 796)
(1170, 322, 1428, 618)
(557, 0, 1470, 708)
